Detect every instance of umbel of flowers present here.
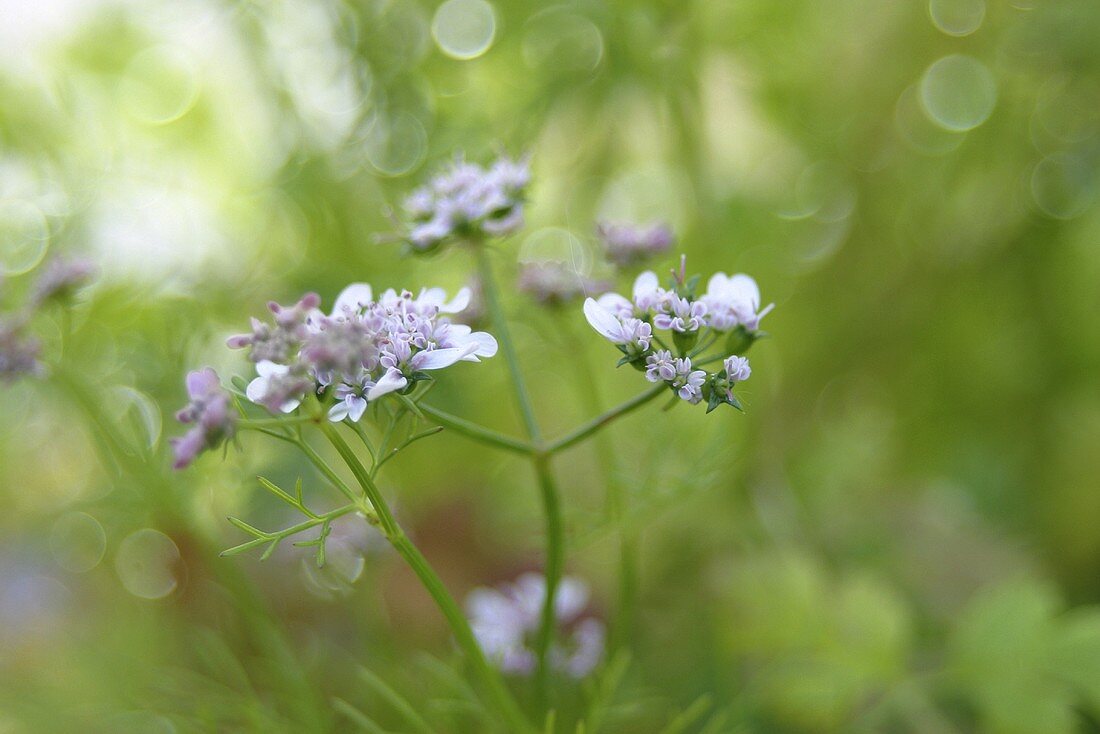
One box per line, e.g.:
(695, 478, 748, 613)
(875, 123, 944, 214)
(400, 154, 530, 253)
(467, 573, 605, 680)
(583, 256, 773, 413)
(0, 256, 95, 383)
(171, 282, 497, 468)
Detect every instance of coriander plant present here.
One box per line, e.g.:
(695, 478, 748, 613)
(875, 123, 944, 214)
(170, 154, 772, 731)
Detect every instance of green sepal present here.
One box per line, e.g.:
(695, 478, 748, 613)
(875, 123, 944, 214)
(706, 390, 722, 414)
(725, 326, 760, 356)
(673, 329, 698, 354)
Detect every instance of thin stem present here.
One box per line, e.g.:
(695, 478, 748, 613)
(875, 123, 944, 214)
(221, 503, 359, 557)
(317, 422, 531, 733)
(547, 385, 667, 454)
(531, 454, 564, 703)
(474, 245, 541, 443)
(238, 416, 316, 429)
(564, 320, 636, 654)
(349, 420, 378, 464)
(473, 243, 562, 708)
(416, 401, 536, 455)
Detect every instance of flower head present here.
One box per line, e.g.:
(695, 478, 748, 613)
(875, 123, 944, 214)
(227, 293, 321, 364)
(32, 256, 96, 305)
(724, 354, 751, 383)
(172, 368, 236, 469)
(222, 282, 495, 418)
(583, 256, 772, 413)
(466, 573, 605, 679)
(0, 318, 42, 383)
(400, 154, 530, 253)
(596, 221, 674, 269)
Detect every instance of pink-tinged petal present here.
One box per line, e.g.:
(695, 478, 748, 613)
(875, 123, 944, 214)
(171, 427, 206, 469)
(328, 401, 350, 422)
(727, 274, 760, 309)
(465, 332, 497, 358)
(367, 369, 407, 400)
(596, 293, 631, 316)
(632, 271, 659, 298)
(186, 367, 219, 397)
(254, 360, 287, 379)
(417, 287, 447, 307)
(333, 283, 373, 314)
(245, 375, 267, 403)
(706, 272, 732, 298)
(583, 298, 622, 341)
(412, 346, 469, 370)
(440, 287, 471, 313)
(347, 396, 368, 422)
(448, 323, 472, 338)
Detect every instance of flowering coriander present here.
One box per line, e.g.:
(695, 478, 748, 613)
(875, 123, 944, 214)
(400, 154, 530, 253)
(202, 282, 497, 431)
(583, 255, 770, 412)
(466, 573, 606, 679)
(172, 367, 236, 469)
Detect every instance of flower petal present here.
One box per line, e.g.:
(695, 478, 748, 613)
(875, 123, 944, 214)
(440, 287, 471, 314)
(727, 274, 760, 309)
(245, 375, 267, 403)
(347, 396, 369, 422)
(328, 401, 350, 422)
(333, 283, 373, 314)
(412, 346, 471, 370)
(254, 360, 287, 379)
(366, 369, 407, 400)
(633, 270, 659, 298)
(583, 298, 622, 341)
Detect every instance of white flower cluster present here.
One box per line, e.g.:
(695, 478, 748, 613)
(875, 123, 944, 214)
(466, 573, 605, 679)
(402, 155, 530, 253)
(229, 284, 497, 421)
(583, 262, 771, 410)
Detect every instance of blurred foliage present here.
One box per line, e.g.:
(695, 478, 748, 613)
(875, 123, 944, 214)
(2, 0, 1100, 731)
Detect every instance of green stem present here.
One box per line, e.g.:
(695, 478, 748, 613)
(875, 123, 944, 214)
(221, 503, 359, 557)
(473, 244, 562, 707)
(474, 245, 541, 444)
(317, 422, 531, 733)
(416, 401, 535, 455)
(565, 323, 636, 654)
(547, 385, 666, 454)
(531, 453, 564, 703)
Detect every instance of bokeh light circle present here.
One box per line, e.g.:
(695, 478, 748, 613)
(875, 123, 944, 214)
(112, 386, 163, 451)
(929, 0, 985, 37)
(1031, 153, 1100, 220)
(115, 528, 181, 600)
(121, 46, 200, 124)
(920, 55, 997, 132)
(431, 0, 496, 61)
(522, 9, 604, 74)
(50, 512, 107, 574)
(518, 227, 593, 274)
(362, 112, 428, 176)
(895, 85, 966, 155)
(0, 199, 49, 275)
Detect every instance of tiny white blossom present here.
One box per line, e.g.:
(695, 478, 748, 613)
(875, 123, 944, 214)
(701, 273, 774, 331)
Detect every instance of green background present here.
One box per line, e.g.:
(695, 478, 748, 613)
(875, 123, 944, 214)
(2, 0, 1100, 731)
